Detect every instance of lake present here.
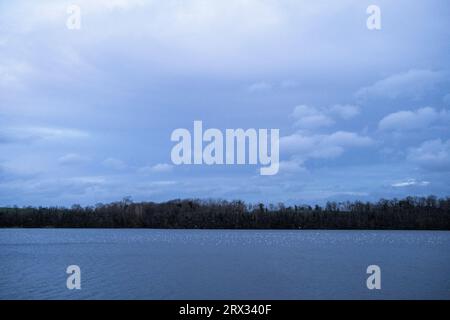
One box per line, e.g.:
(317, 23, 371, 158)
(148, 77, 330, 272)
(0, 229, 449, 299)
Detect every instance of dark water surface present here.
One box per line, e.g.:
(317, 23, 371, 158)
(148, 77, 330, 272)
(0, 229, 449, 299)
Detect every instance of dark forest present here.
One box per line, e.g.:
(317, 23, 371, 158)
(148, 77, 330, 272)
(1, 196, 449, 230)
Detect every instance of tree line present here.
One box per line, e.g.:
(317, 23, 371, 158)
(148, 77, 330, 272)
(0, 196, 449, 230)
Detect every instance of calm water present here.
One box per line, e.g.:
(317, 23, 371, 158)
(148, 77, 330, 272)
(0, 229, 449, 299)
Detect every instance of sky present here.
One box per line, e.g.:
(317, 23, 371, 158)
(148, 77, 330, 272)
(0, 0, 449, 207)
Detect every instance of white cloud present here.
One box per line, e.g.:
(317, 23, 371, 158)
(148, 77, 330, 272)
(291, 104, 360, 130)
(324, 131, 373, 147)
(3, 0, 393, 79)
(247, 81, 272, 92)
(58, 153, 90, 165)
(138, 163, 173, 174)
(281, 131, 373, 160)
(250, 80, 299, 91)
(0, 60, 33, 90)
(355, 69, 444, 101)
(291, 105, 334, 129)
(0, 126, 89, 143)
(329, 104, 360, 120)
(6, 0, 146, 30)
(378, 107, 448, 131)
(102, 158, 127, 170)
(391, 179, 430, 188)
(278, 160, 306, 174)
(283, 104, 372, 163)
(83, 0, 146, 12)
(407, 139, 450, 171)
(8, 0, 284, 51)
(247, 80, 298, 93)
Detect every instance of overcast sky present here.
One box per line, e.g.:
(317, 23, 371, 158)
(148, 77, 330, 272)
(1, 0, 449, 206)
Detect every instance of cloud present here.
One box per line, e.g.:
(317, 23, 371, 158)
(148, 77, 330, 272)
(7, 0, 406, 80)
(138, 163, 173, 174)
(291, 105, 334, 129)
(278, 160, 306, 174)
(378, 107, 449, 131)
(281, 131, 373, 160)
(283, 104, 372, 163)
(248, 80, 299, 93)
(1, 1, 450, 206)
(325, 131, 373, 147)
(247, 81, 272, 92)
(0, 126, 89, 144)
(391, 179, 430, 188)
(6, 0, 146, 30)
(291, 104, 360, 130)
(355, 69, 444, 101)
(0, 175, 107, 201)
(0, 60, 33, 90)
(329, 104, 360, 120)
(407, 139, 450, 171)
(102, 158, 127, 170)
(0, 0, 284, 91)
(58, 153, 90, 166)
(280, 80, 299, 89)
(82, 0, 146, 12)
(0, 162, 38, 181)
(443, 93, 450, 105)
